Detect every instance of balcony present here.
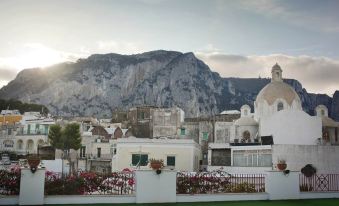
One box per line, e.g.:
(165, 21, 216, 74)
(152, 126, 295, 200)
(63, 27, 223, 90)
(79, 154, 113, 161)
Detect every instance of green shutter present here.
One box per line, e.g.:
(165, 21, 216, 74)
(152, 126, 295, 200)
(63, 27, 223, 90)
(140, 154, 148, 166)
(203, 132, 208, 140)
(180, 128, 186, 135)
(167, 156, 175, 166)
(132, 154, 139, 166)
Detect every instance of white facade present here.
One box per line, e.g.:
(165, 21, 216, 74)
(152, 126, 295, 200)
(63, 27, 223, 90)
(260, 110, 322, 145)
(207, 63, 338, 173)
(112, 137, 201, 171)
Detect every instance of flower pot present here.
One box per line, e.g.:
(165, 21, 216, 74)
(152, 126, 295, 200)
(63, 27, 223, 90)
(150, 162, 162, 170)
(27, 156, 40, 173)
(277, 163, 287, 171)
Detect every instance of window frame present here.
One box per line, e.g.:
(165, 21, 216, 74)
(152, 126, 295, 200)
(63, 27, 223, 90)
(132, 154, 148, 166)
(167, 155, 176, 166)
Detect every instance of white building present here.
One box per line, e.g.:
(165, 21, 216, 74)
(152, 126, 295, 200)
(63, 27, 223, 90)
(112, 137, 201, 172)
(208, 63, 339, 173)
(15, 112, 55, 154)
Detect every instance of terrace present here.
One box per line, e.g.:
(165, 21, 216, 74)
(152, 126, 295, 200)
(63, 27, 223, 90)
(1, 167, 339, 205)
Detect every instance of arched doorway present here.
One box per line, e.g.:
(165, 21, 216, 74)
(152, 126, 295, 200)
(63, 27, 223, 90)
(26, 139, 34, 151)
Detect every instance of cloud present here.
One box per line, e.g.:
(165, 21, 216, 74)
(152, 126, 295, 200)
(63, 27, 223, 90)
(0, 67, 17, 81)
(196, 52, 339, 96)
(97, 40, 143, 54)
(0, 43, 85, 70)
(238, 0, 339, 33)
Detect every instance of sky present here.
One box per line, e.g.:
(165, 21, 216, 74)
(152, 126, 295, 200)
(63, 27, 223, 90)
(0, 0, 338, 95)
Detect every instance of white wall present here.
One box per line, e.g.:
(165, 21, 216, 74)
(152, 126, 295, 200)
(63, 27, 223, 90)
(113, 138, 201, 171)
(265, 171, 300, 200)
(260, 110, 321, 145)
(135, 170, 176, 203)
(272, 144, 339, 173)
(42, 159, 63, 173)
(19, 168, 45, 205)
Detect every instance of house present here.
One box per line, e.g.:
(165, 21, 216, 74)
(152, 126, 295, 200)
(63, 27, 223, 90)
(112, 136, 201, 171)
(127, 106, 184, 138)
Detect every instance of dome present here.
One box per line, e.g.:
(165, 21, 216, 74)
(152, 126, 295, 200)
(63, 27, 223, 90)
(256, 63, 301, 106)
(234, 117, 258, 126)
(255, 81, 301, 105)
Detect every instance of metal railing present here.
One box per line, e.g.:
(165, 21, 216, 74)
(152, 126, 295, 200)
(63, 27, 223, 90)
(177, 170, 265, 194)
(300, 174, 339, 192)
(45, 170, 135, 195)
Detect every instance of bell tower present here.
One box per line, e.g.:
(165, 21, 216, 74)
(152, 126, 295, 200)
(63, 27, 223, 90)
(271, 63, 283, 82)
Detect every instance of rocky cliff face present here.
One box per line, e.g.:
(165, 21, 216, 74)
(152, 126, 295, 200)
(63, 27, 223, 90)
(0, 50, 337, 120)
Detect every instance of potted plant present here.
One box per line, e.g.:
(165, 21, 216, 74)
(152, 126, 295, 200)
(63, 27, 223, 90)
(277, 159, 287, 171)
(148, 158, 164, 174)
(27, 154, 40, 173)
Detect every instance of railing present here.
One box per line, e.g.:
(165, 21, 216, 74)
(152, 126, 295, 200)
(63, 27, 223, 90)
(300, 174, 339, 192)
(45, 170, 135, 195)
(177, 170, 265, 194)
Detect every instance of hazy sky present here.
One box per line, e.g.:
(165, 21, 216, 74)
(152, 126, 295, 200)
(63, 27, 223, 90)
(0, 0, 338, 95)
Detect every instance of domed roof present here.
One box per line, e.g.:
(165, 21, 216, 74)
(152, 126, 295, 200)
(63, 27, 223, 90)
(256, 63, 301, 106)
(256, 81, 301, 105)
(234, 117, 258, 126)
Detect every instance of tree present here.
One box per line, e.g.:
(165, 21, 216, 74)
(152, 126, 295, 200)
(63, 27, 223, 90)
(48, 123, 81, 174)
(48, 125, 63, 149)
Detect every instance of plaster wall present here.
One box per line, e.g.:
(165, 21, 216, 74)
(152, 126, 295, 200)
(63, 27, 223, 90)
(112, 139, 201, 171)
(260, 110, 321, 145)
(272, 144, 339, 173)
(135, 170, 176, 203)
(19, 168, 45, 205)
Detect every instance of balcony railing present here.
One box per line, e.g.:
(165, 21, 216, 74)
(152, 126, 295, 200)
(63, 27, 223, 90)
(177, 170, 265, 194)
(79, 154, 113, 160)
(300, 174, 339, 192)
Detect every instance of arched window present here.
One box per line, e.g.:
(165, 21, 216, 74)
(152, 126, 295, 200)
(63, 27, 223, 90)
(17, 140, 23, 150)
(242, 131, 250, 140)
(37, 139, 44, 146)
(277, 102, 284, 111)
(321, 110, 325, 116)
(244, 109, 248, 116)
(27, 139, 34, 150)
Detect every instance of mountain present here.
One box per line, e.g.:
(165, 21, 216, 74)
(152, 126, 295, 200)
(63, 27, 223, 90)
(0, 50, 337, 120)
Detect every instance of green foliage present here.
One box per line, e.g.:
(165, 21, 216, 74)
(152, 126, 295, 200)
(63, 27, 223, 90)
(48, 125, 63, 150)
(0, 99, 49, 115)
(48, 123, 81, 151)
(63, 123, 81, 151)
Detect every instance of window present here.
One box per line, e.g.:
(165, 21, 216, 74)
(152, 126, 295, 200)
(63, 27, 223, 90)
(321, 110, 325, 116)
(97, 147, 101, 158)
(27, 125, 31, 135)
(7, 128, 12, 135)
(132, 154, 148, 166)
(167, 156, 175, 166)
(244, 109, 248, 116)
(4, 140, 14, 148)
(180, 128, 186, 135)
(80, 146, 86, 158)
(202, 132, 208, 141)
(233, 150, 272, 167)
(17, 140, 23, 150)
(242, 131, 250, 140)
(277, 102, 284, 111)
(140, 112, 145, 119)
